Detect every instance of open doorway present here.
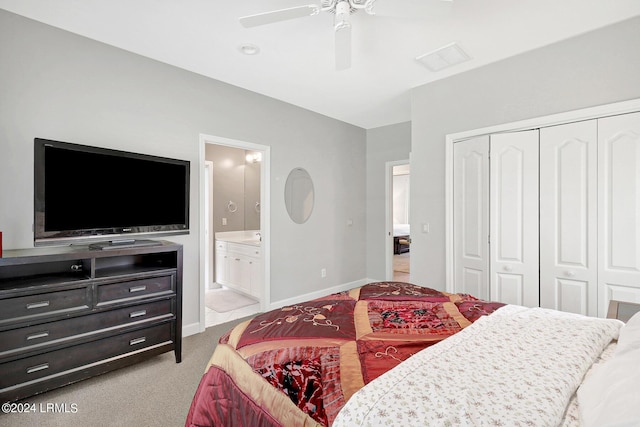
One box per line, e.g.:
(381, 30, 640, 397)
(386, 161, 410, 281)
(199, 134, 270, 330)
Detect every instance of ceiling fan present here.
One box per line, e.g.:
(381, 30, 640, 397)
(239, 0, 452, 71)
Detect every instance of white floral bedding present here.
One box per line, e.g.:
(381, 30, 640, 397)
(333, 306, 622, 427)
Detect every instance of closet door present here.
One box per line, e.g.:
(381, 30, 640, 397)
(598, 112, 640, 316)
(540, 121, 598, 316)
(453, 136, 490, 299)
(490, 130, 539, 307)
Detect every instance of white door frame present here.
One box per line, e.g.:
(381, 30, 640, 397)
(198, 134, 271, 332)
(204, 160, 213, 291)
(385, 159, 410, 280)
(445, 98, 640, 294)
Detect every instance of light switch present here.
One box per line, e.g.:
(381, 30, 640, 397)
(422, 223, 430, 233)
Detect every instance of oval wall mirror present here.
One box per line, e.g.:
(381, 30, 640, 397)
(284, 168, 314, 224)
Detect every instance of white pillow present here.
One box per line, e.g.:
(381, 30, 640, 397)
(578, 313, 640, 427)
(616, 311, 640, 355)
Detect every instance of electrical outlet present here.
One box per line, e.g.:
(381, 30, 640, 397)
(321, 268, 327, 278)
(222, 218, 227, 226)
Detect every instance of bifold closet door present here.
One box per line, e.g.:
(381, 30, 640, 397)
(453, 136, 490, 300)
(540, 121, 598, 316)
(490, 130, 539, 307)
(598, 111, 640, 316)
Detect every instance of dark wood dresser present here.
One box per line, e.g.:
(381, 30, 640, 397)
(0, 241, 182, 402)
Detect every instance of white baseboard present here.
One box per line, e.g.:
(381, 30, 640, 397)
(267, 278, 374, 311)
(182, 321, 204, 338)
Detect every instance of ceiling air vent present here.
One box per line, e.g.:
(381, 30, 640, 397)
(416, 42, 471, 72)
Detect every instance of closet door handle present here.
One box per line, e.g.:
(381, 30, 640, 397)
(565, 271, 576, 277)
(503, 265, 513, 272)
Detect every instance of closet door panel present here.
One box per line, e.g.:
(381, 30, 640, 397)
(556, 279, 589, 314)
(495, 273, 524, 306)
(540, 120, 597, 316)
(453, 136, 490, 299)
(490, 130, 539, 307)
(598, 111, 640, 316)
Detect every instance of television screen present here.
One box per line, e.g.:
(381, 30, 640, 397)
(34, 138, 190, 246)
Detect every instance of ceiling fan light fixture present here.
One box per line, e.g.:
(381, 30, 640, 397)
(238, 43, 260, 55)
(416, 42, 470, 72)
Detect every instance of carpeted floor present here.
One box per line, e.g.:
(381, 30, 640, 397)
(0, 316, 251, 427)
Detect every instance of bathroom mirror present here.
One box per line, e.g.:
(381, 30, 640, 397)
(285, 168, 314, 224)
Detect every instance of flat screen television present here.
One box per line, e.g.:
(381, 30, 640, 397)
(34, 138, 190, 247)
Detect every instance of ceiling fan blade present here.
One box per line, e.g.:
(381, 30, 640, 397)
(239, 5, 320, 28)
(335, 22, 351, 70)
(369, 0, 452, 19)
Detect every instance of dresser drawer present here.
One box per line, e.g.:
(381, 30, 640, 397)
(0, 287, 90, 325)
(0, 299, 174, 358)
(96, 275, 174, 305)
(0, 322, 173, 391)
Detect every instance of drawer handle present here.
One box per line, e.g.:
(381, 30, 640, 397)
(27, 363, 50, 374)
(130, 337, 146, 346)
(26, 300, 50, 310)
(129, 285, 147, 293)
(235, 258, 241, 261)
(27, 331, 50, 340)
(129, 310, 147, 318)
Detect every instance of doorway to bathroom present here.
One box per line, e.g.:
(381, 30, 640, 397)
(199, 134, 270, 329)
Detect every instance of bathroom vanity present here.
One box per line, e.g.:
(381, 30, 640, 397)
(215, 231, 262, 299)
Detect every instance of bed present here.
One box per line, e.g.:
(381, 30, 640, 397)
(185, 282, 639, 427)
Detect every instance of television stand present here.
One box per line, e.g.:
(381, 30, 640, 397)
(89, 239, 163, 251)
(0, 241, 182, 402)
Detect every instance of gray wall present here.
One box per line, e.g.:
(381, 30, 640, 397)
(0, 10, 366, 332)
(205, 145, 260, 234)
(365, 121, 412, 281)
(410, 16, 640, 290)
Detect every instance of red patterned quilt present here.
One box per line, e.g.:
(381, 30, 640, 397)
(185, 282, 504, 426)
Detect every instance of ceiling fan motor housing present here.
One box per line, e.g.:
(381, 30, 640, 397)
(322, 0, 374, 14)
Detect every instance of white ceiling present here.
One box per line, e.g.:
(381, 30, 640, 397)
(2, 0, 640, 129)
